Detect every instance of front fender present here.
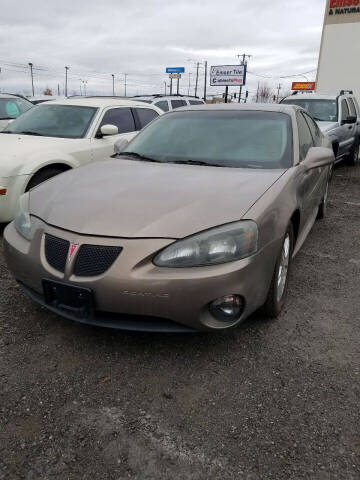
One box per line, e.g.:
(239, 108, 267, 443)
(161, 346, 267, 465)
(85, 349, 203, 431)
(16, 151, 77, 176)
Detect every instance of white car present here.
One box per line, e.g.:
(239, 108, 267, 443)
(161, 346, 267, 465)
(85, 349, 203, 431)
(132, 95, 205, 112)
(0, 97, 162, 222)
(0, 94, 33, 131)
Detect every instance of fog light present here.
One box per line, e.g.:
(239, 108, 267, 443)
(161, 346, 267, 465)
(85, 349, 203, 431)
(209, 295, 244, 322)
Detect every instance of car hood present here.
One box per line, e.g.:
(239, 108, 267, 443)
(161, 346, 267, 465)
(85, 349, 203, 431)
(30, 159, 285, 238)
(0, 120, 10, 131)
(317, 121, 338, 133)
(0, 133, 72, 175)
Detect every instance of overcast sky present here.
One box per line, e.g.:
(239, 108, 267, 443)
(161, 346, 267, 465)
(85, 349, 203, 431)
(0, 0, 326, 99)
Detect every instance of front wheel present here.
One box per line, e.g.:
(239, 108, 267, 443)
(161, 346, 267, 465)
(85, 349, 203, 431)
(347, 141, 359, 166)
(262, 224, 294, 318)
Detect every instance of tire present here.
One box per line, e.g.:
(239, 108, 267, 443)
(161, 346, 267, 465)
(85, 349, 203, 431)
(262, 223, 294, 319)
(317, 174, 330, 220)
(26, 167, 65, 192)
(347, 141, 359, 166)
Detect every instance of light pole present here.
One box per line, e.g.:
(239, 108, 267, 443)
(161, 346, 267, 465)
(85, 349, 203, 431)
(164, 81, 166, 95)
(203, 61, 208, 102)
(188, 73, 191, 96)
(237, 54, 251, 103)
(28, 62, 34, 96)
(124, 73, 127, 97)
(111, 74, 115, 96)
(65, 66, 69, 97)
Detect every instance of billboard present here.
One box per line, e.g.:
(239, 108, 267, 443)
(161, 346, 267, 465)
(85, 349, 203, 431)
(210, 65, 247, 87)
(325, 0, 360, 25)
(291, 82, 316, 91)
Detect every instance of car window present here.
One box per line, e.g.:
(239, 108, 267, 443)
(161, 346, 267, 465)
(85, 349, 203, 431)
(0, 98, 32, 120)
(352, 97, 360, 116)
(154, 101, 169, 112)
(303, 112, 322, 146)
(347, 98, 357, 117)
(297, 112, 315, 160)
(124, 110, 293, 169)
(3, 104, 97, 139)
(98, 108, 135, 134)
(189, 100, 204, 105)
(135, 108, 159, 129)
(282, 99, 338, 122)
(341, 99, 350, 122)
(171, 100, 187, 109)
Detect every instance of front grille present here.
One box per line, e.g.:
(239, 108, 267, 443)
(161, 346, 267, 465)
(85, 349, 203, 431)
(73, 244, 122, 277)
(44, 234, 70, 273)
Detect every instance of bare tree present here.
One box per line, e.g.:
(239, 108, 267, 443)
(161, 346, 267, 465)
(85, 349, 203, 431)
(253, 83, 273, 103)
(43, 87, 53, 96)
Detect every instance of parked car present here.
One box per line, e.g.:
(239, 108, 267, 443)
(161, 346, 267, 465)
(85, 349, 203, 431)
(0, 97, 162, 222)
(132, 94, 205, 112)
(281, 90, 360, 165)
(3, 104, 334, 332)
(0, 93, 33, 131)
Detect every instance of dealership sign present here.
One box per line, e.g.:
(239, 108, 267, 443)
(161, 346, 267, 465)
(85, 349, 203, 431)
(210, 65, 247, 87)
(326, 0, 360, 24)
(166, 67, 185, 74)
(291, 82, 316, 91)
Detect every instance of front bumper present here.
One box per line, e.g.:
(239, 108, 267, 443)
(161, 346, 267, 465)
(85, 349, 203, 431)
(3, 219, 281, 332)
(0, 175, 30, 223)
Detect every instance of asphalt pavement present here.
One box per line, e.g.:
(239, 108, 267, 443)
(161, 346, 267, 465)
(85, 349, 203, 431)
(0, 162, 359, 480)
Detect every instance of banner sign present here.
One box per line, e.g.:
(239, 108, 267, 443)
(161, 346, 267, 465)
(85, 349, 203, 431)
(325, 0, 360, 25)
(210, 65, 247, 87)
(291, 82, 316, 91)
(169, 73, 181, 79)
(166, 67, 185, 74)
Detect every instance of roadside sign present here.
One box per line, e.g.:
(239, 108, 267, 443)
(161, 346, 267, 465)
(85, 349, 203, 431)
(169, 73, 182, 79)
(291, 82, 316, 91)
(166, 67, 185, 74)
(210, 65, 247, 87)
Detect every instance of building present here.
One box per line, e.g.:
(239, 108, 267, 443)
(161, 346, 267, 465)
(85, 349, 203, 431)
(316, 0, 360, 101)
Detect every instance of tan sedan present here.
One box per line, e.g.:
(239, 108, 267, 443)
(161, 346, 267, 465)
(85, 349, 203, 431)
(3, 104, 334, 332)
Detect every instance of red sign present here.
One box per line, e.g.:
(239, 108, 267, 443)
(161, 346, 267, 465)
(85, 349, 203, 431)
(292, 82, 316, 91)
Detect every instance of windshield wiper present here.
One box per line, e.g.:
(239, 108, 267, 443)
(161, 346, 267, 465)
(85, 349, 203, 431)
(15, 131, 44, 136)
(172, 159, 222, 167)
(118, 152, 161, 163)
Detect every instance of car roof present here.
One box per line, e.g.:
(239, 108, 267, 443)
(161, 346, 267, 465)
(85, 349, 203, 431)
(133, 95, 204, 101)
(282, 93, 340, 101)
(0, 93, 30, 100)
(167, 103, 299, 114)
(42, 97, 159, 108)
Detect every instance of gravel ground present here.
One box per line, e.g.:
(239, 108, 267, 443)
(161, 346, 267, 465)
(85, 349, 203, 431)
(0, 163, 359, 480)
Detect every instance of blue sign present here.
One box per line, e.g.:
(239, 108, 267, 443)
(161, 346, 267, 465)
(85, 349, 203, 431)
(166, 67, 185, 74)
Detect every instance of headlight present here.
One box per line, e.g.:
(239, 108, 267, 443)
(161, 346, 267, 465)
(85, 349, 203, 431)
(14, 192, 32, 240)
(154, 220, 258, 267)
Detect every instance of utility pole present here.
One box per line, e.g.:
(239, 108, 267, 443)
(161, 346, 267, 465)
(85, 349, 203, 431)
(28, 62, 34, 96)
(195, 62, 200, 97)
(65, 66, 69, 97)
(187, 73, 191, 96)
(111, 74, 115, 95)
(164, 81, 166, 95)
(203, 61, 207, 102)
(177, 76, 180, 95)
(57, 83, 60, 96)
(276, 83, 282, 103)
(79, 79, 82, 96)
(170, 77, 173, 95)
(124, 73, 127, 97)
(237, 54, 251, 103)
(256, 81, 260, 103)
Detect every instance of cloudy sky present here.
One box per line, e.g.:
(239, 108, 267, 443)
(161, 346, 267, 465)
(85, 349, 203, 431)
(0, 0, 326, 99)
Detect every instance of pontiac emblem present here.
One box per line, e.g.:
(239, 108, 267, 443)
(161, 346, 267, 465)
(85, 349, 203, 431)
(69, 243, 79, 261)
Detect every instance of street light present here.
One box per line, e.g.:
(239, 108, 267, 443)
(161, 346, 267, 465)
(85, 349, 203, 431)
(111, 74, 115, 96)
(28, 62, 34, 96)
(65, 66, 70, 97)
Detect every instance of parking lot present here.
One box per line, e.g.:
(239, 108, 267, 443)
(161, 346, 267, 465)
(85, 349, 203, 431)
(0, 162, 359, 479)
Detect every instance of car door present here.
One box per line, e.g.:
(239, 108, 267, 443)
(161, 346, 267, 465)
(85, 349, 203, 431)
(338, 99, 354, 157)
(90, 107, 138, 161)
(347, 97, 358, 147)
(296, 111, 319, 226)
(303, 112, 329, 207)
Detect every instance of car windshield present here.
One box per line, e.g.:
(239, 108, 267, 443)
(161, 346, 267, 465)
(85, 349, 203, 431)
(122, 110, 293, 169)
(0, 97, 32, 120)
(282, 99, 338, 122)
(2, 104, 97, 138)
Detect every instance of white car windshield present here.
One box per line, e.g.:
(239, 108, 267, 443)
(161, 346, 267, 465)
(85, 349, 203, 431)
(122, 110, 293, 169)
(0, 97, 32, 120)
(2, 104, 97, 138)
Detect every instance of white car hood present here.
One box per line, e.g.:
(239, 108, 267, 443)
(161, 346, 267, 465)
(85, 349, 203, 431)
(0, 133, 73, 176)
(317, 121, 338, 133)
(0, 120, 10, 131)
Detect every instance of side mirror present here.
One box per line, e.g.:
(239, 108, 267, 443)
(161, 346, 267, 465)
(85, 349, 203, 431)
(114, 138, 129, 155)
(342, 115, 356, 125)
(100, 124, 119, 136)
(303, 146, 334, 169)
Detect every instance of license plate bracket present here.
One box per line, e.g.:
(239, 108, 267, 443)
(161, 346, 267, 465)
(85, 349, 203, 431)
(43, 279, 93, 319)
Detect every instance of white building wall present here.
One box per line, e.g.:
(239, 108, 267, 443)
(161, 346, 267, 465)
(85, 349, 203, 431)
(316, 1, 360, 101)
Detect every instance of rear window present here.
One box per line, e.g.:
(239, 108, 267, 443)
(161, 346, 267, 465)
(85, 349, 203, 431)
(189, 100, 204, 105)
(171, 100, 187, 109)
(0, 97, 32, 120)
